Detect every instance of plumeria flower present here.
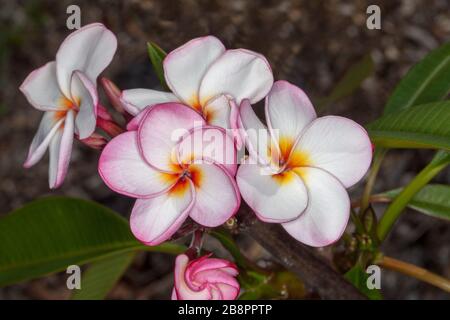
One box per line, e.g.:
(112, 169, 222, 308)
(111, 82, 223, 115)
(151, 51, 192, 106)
(20, 23, 117, 188)
(237, 80, 372, 247)
(121, 36, 273, 130)
(99, 103, 240, 245)
(172, 253, 240, 300)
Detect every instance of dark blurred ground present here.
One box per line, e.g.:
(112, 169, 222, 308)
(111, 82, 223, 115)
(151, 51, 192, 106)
(0, 0, 449, 299)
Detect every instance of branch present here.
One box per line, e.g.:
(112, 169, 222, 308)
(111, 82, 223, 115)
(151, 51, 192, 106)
(237, 204, 366, 300)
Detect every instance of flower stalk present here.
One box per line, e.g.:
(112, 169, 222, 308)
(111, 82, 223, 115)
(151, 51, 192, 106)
(378, 255, 450, 293)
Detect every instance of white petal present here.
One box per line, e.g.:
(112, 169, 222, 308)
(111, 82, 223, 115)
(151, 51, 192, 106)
(71, 71, 98, 139)
(282, 167, 350, 247)
(265, 81, 316, 158)
(130, 180, 194, 245)
(188, 164, 240, 227)
(56, 23, 117, 97)
(24, 112, 64, 168)
(199, 49, 273, 106)
(290, 116, 372, 188)
(236, 163, 308, 223)
(48, 110, 75, 189)
(99, 131, 178, 198)
(121, 89, 179, 115)
(238, 99, 278, 167)
(164, 36, 225, 108)
(203, 94, 233, 129)
(19, 62, 64, 111)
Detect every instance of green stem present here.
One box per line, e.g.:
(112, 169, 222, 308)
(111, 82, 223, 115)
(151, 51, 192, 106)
(377, 150, 450, 241)
(360, 148, 387, 213)
(378, 255, 450, 293)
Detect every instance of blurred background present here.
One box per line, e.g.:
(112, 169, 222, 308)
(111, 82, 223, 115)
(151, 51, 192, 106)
(0, 0, 449, 299)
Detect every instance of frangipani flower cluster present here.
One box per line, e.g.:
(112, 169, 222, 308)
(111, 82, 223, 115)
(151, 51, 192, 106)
(20, 23, 373, 300)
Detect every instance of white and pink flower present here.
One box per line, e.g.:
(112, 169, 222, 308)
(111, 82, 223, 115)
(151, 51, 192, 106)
(20, 23, 117, 188)
(121, 36, 273, 129)
(172, 254, 240, 300)
(98, 103, 240, 245)
(237, 80, 373, 247)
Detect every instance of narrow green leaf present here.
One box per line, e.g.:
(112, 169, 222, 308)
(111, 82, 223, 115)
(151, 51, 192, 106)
(345, 264, 382, 300)
(367, 101, 450, 150)
(318, 54, 374, 110)
(377, 151, 450, 240)
(147, 41, 168, 89)
(380, 184, 450, 221)
(384, 42, 450, 115)
(71, 251, 135, 300)
(210, 229, 249, 269)
(0, 197, 180, 287)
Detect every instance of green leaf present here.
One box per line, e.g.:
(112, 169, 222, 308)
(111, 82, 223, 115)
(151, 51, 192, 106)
(71, 251, 135, 300)
(377, 151, 450, 240)
(367, 101, 450, 150)
(0, 197, 183, 287)
(384, 42, 450, 115)
(317, 54, 374, 110)
(147, 41, 168, 89)
(210, 229, 249, 269)
(345, 263, 382, 300)
(380, 184, 450, 221)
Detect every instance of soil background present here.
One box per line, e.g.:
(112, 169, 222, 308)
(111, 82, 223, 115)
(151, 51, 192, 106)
(0, 0, 449, 299)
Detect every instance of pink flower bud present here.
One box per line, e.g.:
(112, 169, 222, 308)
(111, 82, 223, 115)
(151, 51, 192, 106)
(97, 104, 113, 121)
(97, 118, 124, 138)
(79, 133, 107, 150)
(100, 77, 126, 115)
(172, 254, 240, 300)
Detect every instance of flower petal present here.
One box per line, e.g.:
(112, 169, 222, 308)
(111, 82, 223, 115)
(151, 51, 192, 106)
(177, 126, 237, 176)
(24, 112, 64, 168)
(19, 61, 64, 111)
(265, 81, 316, 158)
(120, 89, 179, 115)
(213, 283, 240, 300)
(188, 164, 240, 227)
(71, 71, 98, 139)
(202, 94, 233, 128)
(126, 107, 151, 131)
(174, 254, 211, 300)
(188, 256, 238, 277)
(138, 103, 205, 172)
(199, 49, 273, 105)
(130, 181, 195, 246)
(282, 167, 350, 247)
(48, 110, 75, 189)
(99, 131, 177, 198)
(164, 36, 225, 108)
(238, 99, 278, 167)
(236, 163, 308, 223)
(290, 116, 372, 188)
(56, 23, 117, 97)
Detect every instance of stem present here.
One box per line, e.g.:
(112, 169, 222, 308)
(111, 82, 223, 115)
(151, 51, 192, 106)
(360, 148, 387, 213)
(378, 256, 450, 293)
(377, 151, 450, 241)
(189, 229, 205, 256)
(351, 195, 391, 208)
